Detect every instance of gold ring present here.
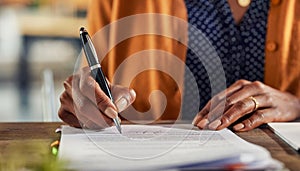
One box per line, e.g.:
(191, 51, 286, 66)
(249, 96, 259, 111)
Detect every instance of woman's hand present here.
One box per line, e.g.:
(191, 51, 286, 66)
(193, 80, 300, 131)
(58, 67, 136, 129)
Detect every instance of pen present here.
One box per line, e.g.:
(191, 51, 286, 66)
(79, 27, 122, 134)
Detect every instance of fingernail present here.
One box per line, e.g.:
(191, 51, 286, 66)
(129, 89, 136, 99)
(197, 119, 209, 128)
(192, 119, 196, 125)
(234, 123, 245, 131)
(117, 116, 122, 124)
(115, 98, 128, 112)
(104, 107, 118, 119)
(192, 116, 199, 125)
(208, 120, 221, 130)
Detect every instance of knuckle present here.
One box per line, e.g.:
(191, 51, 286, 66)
(221, 115, 230, 125)
(235, 100, 248, 110)
(244, 119, 254, 128)
(58, 107, 65, 119)
(72, 73, 80, 82)
(253, 81, 264, 90)
(78, 67, 89, 77)
(65, 75, 71, 81)
(248, 117, 256, 127)
(225, 98, 233, 106)
(59, 92, 70, 104)
(82, 66, 90, 72)
(65, 76, 73, 86)
(254, 111, 265, 121)
(79, 78, 94, 93)
(58, 107, 72, 121)
(202, 108, 210, 115)
(236, 79, 248, 85)
(212, 94, 222, 102)
(77, 104, 85, 113)
(87, 77, 95, 87)
(198, 107, 210, 118)
(254, 110, 263, 116)
(96, 94, 112, 108)
(74, 97, 85, 111)
(265, 94, 273, 106)
(59, 93, 65, 103)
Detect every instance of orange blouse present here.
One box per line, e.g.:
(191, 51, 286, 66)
(84, 0, 300, 121)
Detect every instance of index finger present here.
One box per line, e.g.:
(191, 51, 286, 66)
(193, 79, 251, 126)
(72, 75, 114, 127)
(78, 67, 118, 119)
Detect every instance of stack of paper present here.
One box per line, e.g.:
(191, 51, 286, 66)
(58, 124, 282, 170)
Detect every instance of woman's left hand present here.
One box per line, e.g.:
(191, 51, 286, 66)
(192, 80, 300, 131)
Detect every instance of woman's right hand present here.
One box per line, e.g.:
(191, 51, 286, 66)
(58, 67, 136, 129)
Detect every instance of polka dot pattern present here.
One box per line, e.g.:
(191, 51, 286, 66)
(182, 0, 270, 119)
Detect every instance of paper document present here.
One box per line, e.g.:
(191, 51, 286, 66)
(268, 122, 300, 153)
(58, 124, 282, 170)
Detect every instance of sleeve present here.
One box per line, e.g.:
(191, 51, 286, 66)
(87, 0, 113, 35)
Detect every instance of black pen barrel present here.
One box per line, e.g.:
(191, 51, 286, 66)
(80, 28, 99, 67)
(90, 67, 113, 101)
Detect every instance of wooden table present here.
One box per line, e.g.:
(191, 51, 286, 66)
(236, 126, 300, 170)
(0, 122, 299, 170)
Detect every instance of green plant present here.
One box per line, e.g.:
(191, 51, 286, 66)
(0, 140, 66, 171)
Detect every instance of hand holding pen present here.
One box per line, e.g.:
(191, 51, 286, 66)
(58, 28, 136, 132)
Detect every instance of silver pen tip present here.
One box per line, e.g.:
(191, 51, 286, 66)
(117, 126, 122, 134)
(113, 118, 122, 134)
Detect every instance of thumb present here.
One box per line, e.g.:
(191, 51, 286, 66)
(111, 85, 136, 112)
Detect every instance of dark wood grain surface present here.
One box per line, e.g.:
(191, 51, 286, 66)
(236, 127, 300, 170)
(0, 122, 299, 170)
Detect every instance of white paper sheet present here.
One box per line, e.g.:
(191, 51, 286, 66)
(58, 124, 282, 171)
(268, 122, 300, 152)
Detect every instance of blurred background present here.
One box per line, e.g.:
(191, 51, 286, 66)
(0, 0, 87, 122)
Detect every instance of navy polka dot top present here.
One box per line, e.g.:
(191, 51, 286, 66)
(182, 0, 270, 119)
